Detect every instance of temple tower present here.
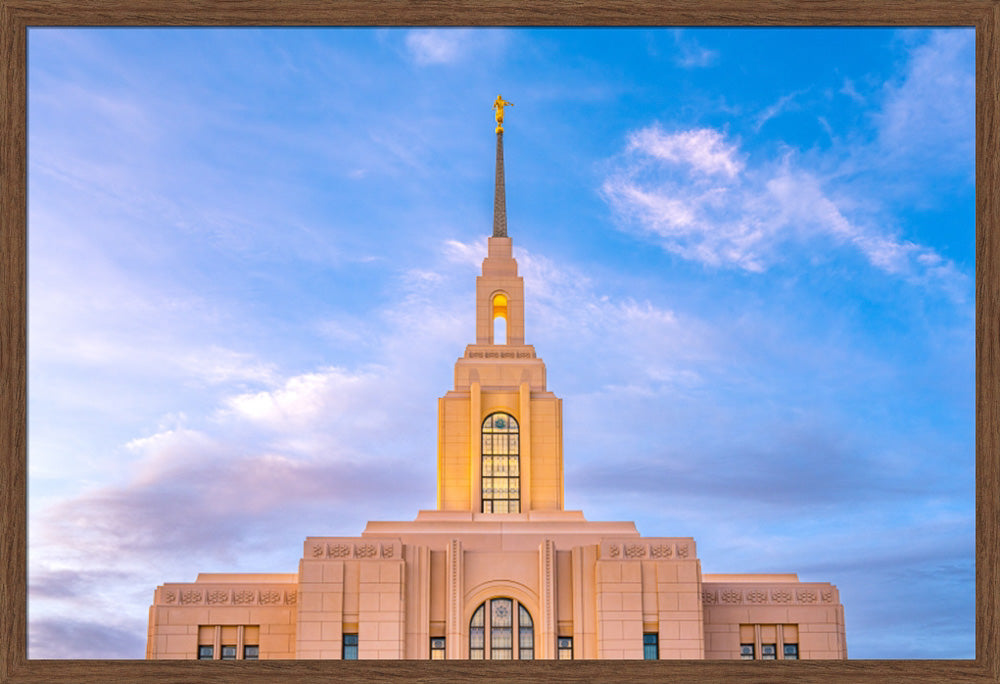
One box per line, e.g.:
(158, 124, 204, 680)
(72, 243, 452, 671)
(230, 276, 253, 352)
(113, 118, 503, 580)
(436, 100, 564, 514)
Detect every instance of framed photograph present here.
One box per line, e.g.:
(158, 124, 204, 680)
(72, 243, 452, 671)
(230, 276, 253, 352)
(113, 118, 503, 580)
(3, 3, 994, 683)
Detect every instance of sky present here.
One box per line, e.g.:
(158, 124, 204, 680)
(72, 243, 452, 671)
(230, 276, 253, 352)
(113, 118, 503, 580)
(26, 27, 974, 659)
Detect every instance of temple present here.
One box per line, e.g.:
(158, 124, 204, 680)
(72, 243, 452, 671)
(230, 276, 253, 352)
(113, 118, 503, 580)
(146, 98, 847, 661)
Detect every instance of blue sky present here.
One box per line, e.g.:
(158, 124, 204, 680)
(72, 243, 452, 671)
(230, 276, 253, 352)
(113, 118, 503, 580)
(27, 27, 974, 659)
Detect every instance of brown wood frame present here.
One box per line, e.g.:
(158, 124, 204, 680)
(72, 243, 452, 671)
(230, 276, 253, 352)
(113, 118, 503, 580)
(1, 2, 996, 682)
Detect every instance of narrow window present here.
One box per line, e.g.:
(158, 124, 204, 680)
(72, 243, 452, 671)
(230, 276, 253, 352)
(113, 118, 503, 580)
(740, 643, 755, 660)
(243, 645, 259, 660)
(557, 636, 573, 660)
(491, 598, 514, 660)
(518, 603, 534, 660)
(481, 413, 519, 514)
(343, 634, 358, 660)
(761, 643, 777, 660)
(643, 633, 658, 660)
(430, 637, 446, 660)
(197, 645, 214, 660)
(469, 604, 485, 660)
(220, 645, 237, 660)
(492, 293, 508, 344)
(783, 643, 799, 660)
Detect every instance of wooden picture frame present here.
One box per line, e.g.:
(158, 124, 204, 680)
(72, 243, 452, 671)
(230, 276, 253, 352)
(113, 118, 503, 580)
(2, 2, 995, 682)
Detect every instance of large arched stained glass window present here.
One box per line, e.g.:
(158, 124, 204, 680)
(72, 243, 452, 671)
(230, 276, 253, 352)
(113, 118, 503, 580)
(469, 598, 534, 659)
(481, 413, 520, 513)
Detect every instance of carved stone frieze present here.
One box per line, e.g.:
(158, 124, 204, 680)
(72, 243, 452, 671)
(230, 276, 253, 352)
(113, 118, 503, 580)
(704, 585, 839, 607)
(234, 590, 255, 605)
(328, 543, 351, 558)
(771, 590, 792, 603)
(650, 544, 673, 559)
(624, 543, 646, 559)
(720, 590, 743, 604)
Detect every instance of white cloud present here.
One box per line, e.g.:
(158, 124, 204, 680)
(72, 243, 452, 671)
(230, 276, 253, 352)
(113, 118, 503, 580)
(602, 123, 964, 290)
(404, 29, 475, 66)
(627, 125, 743, 178)
(875, 30, 974, 169)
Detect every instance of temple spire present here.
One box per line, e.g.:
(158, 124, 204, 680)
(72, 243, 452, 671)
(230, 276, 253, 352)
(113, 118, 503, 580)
(491, 95, 513, 238)
(493, 131, 507, 237)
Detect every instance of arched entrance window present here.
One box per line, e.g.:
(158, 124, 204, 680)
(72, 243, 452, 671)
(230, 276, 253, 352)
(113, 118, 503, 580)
(481, 412, 519, 513)
(469, 598, 534, 659)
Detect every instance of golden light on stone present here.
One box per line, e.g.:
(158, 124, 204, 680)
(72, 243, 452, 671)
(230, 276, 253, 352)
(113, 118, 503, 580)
(492, 292, 508, 320)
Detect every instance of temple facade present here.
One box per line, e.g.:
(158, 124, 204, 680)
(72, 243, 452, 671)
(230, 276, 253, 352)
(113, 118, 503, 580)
(146, 101, 847, 662)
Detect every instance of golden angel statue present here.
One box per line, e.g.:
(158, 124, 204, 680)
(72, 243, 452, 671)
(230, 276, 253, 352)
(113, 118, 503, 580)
(493, 95, 514, 133)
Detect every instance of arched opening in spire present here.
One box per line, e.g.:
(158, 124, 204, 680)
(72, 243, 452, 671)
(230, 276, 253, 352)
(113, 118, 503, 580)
(492, 293, 508, 345)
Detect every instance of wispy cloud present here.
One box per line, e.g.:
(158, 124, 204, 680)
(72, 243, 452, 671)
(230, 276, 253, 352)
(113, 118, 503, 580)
(672, 30, 719, 68)
(404, 28, 506, 66)
(601, 123, 965, 293)
(754, 89, 806, 131)
(874, 30, 973, 172)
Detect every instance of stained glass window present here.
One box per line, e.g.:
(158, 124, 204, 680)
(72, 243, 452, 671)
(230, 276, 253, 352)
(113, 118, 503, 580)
(740, 643, 755, 660)
(518, 604, 534, 660)
(761, 643, 777, 660)
(220, 645, 237, 660)
(197, 645, 214, 660)
(557, 636, 573, 659)
(482, 412, 519, 513)
(783, 643, 799, 660)
(470, 604, 485, 659)
(430, 637, 446, 660)
(468, 598, 533, 659)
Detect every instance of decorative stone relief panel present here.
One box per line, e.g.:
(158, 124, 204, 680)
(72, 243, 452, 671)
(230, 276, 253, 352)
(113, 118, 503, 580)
(704, 585, 838, 606)
(304, 539, 403, 561)
(260, 590, 281, 605)
(157, 586, 297, 606)
(599, 539, 696, 561)
(356, 543, 378, 559)
(624, 543, 646, 559)
(720, 590, 743, 604)
(650, 544, 672, 559)
(207, 590, 229, 605)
